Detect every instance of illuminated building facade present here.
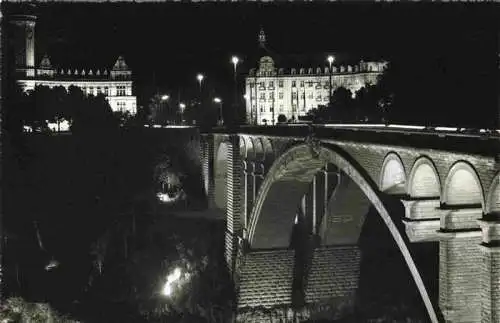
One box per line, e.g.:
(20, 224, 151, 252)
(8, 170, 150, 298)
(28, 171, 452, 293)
(244, 29, 387, 125)
(9, 14, 137, 115)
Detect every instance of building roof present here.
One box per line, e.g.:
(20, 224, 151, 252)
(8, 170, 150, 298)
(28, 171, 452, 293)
(112, 55, 130, 71)
(248, 27, 385, 73)
(39, 54, 52, 69)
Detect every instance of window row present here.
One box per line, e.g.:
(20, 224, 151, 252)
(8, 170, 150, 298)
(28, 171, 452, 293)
(116, 101, 127, 112)
(252, 92, 331, 100)
(82, 86, 130, 96)
(251, 103, 321, 113)
(249, 80, 335, 89)
(84, 86, 109, 95)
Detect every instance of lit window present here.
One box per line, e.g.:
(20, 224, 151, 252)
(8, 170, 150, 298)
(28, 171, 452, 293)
(250, 83, 255, 88)
(279, 92, 283, 99)
(292, 81, 296, 87)
(278, 80, 284, 87)
(300, 81, 304, 87)
(117, 86, 126, 96)
(104, 87, 109, 95)
(308, 82, 313, 87)
(260, 93, 265, 100)
(89, 87, 94, 95)
(269, 81, 274, 88)
(279, 105, 284, 112)
(308, 93, 313, 99)
(117, 101, 126, 112)
(260, 106, 264, 112)
(292, 104, 297, 112)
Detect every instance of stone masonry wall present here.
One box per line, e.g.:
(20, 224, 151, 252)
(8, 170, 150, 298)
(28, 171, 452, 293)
(439, 235, 483, 322)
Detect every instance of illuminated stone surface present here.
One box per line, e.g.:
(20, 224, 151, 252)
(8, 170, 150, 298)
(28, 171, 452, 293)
(202, 127, 500, 323)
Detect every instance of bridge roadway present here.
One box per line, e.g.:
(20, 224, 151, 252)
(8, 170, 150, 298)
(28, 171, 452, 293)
(209, 123, 500, 157)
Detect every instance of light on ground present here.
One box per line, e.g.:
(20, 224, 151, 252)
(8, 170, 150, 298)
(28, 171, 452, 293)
(162, 267, 183, 297)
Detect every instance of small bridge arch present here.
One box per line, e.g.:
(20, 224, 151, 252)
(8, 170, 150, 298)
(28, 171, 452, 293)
(486, 172, 500, 214)
(379, 152, 407, 195)
(442, 160, 485, 208)
(407, 156, 441, 198)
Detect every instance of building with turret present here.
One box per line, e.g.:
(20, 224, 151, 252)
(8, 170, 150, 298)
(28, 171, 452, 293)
(245, 29, 387, 125)
(9, 13, 137, 115)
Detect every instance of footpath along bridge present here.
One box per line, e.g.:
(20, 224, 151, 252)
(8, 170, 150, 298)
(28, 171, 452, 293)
(200, 123, 500, 323)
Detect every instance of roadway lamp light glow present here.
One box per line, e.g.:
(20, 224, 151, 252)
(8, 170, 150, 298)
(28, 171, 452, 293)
(196, 74, 204, 82)
(327, 55, 335, 65)
(231, 56, 239, 66)
(162, 267, 182, 297)
(179, 103, 186, 109)
(213, 97, 222, 103)
(161, 95, 169, 101)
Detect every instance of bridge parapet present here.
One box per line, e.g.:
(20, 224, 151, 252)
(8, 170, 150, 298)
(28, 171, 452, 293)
(206, 124, 499, 157)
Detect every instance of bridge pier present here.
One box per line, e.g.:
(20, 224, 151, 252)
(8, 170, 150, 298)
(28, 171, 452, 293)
(224, 135, 242, 273)
(201, 134, 216, 209)
(478, 215, 500, 323)
(401, 197, 441, 242)
(437, 206, 483, 323)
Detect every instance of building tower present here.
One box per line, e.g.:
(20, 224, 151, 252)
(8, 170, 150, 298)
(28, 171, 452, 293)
(258, 27, 266, 48)
(9, 14, 36, 78)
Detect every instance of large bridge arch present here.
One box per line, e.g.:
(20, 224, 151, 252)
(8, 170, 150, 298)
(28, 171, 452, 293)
(247, 143, 438, 323)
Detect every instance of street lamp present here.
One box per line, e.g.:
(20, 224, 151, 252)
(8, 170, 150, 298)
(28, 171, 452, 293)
(159, 95, 170, 125)
(214, 97, 223, 126)
(327, 55, 335, 104)
(196, 74, 204, 93)
(231, 56, 240, 111)
(179, 103, 186, 125)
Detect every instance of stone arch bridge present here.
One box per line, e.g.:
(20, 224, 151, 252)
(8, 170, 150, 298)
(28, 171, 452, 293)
(201, 125, 500, 323)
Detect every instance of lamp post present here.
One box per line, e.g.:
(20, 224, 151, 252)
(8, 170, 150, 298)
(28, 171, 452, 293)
(327, 55, 334, 105)
(196, 74, 204, 92)
(160, 94, 169, 125)
(196, 73, 204, 111)
(179, 103, 186, 125)
(214, 97, 223, 126)
(231, 56, 239, 111)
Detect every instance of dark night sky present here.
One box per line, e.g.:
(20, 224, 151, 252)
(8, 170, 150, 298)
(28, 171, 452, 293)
(7, 3, 500, 127)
